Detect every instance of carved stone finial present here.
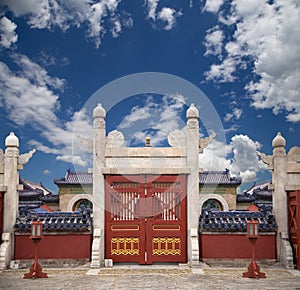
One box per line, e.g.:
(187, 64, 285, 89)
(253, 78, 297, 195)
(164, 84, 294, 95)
(93, 103, 106, 119)
(186, 103, 199, 119)
(145, 136, 151, 147)
(272, 132, 286, 148)
(18, 149, 36, 165)
(5, 132, 19, 148)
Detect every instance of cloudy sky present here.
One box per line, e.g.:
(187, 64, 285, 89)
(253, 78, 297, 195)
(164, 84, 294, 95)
(0, 0, 299, 193)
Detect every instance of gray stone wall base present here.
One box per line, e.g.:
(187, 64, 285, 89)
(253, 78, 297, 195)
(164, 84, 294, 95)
(90, 229, 102, 268)
(0, 233, 11, 269)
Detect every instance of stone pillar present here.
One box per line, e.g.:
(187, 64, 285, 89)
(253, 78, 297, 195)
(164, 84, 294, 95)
(3, 133, 19, 255)
(91, 103, 106, 267)
(186, 103, 200, 266)
(271, 133, 289, 263)
(257, 132, 294, 268)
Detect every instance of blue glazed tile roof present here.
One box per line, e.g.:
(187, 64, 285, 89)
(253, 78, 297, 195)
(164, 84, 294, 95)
(14, 207, 93, 233)
(199, 210, 277, 233)
(199, 170, 242, 185)
(54, 170, 93, 185)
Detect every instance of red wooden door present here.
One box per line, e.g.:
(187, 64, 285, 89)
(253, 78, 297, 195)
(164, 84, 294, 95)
(288, 190, 300, 269)
(105, 175, 187, 264)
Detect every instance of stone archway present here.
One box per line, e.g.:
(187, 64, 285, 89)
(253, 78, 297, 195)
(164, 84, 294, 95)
(67, 194, 94, 212)
(199, 194, 229, 214)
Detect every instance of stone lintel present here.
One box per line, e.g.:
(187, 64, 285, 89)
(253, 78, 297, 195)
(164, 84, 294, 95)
(105, 147, 187, 158)
(285, 184, 300, 191)
(102, 167, 191, 175)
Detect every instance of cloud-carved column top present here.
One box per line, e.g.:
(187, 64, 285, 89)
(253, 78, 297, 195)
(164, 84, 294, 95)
(199, 133, 216, 153)
(257, 151, 274, 170)
(18, 149, 36, 167)
(106, 130, 124, 147)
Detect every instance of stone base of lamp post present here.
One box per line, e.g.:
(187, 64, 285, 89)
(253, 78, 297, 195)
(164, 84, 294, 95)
(242, 237, 266, 279)
(23, 239, 48, 279)
(242, 260, 266, 279)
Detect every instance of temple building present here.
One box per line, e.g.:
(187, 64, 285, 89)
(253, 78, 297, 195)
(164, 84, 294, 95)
(237, 180, 272, 210)
(19, 178, 59, 211)
(54, 170, 93, 212)
(199, 170, 242, 212)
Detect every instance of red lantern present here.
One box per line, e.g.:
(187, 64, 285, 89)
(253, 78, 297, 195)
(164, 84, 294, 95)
(31, 221, 43, 238)
(247, 220, 259, 238)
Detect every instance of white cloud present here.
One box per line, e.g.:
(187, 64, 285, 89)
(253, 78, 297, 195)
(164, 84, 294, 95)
(1, 0, 131, 48)
(205, 57, 239, 82)
(230, 134, 266, 182)
(203, 0, 300, 122)
(204, 26, 224, 59)
(119, 105, 152, 129)
(43, 169, 51, 175)
(0, 16, 18, 49)
(199, 139, 231, 171)
(200, 134, 267, 184)
(233, 108, 242, 119)
(117, 94, 186, 146)
(145, 0, 182, 30)
(147, 0, 159, 20)
(157, 7, 179, 31)
(13, 54, 65, 91)
(0, 55, 92, 167)
(203, 0, 225, 13)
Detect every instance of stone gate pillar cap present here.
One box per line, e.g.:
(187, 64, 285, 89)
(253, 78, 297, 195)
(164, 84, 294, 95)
(93, 103, 106, 119)
(272, 132, 286, 148)
(186, 103, 199, 119)
(5, 132, 19, 148)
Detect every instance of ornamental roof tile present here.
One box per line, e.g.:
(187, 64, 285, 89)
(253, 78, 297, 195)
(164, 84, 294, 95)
(245, 180, 271, 195)
(199, 209, 276, 233)
(15, 208, 93, 233)
(199, 170, 242, 185)
(54, 170, 93, 185)
(20, 178, 53, 195)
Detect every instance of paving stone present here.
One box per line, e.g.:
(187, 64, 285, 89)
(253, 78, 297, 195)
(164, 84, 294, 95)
(0, 267, 300, 290)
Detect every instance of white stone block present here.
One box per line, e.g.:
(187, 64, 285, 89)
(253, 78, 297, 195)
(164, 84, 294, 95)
(104, 259, 113, 268)
(10, 260, 19, 269)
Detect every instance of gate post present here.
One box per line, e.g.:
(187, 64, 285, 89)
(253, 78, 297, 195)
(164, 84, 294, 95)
(0, 132, 35, 269)
(258, 132, 298, 268)
(92, 104, 106, 267)
(186, 104, 200, 266)
(271, 133, 289, 264)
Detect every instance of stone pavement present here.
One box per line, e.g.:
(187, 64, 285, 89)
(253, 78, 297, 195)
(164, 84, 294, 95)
(0, 265, 300, 290)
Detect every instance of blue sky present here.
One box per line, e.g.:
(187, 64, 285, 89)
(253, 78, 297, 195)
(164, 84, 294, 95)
(0, 0, 299, 193)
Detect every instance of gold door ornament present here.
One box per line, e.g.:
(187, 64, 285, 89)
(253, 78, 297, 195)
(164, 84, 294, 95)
(111, 237, 140, 255)
(152, 237, 181, 255)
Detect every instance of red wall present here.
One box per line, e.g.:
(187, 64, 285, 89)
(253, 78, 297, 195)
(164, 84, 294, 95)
(15, 234, 92, 260)
(199, 233, 276, 259)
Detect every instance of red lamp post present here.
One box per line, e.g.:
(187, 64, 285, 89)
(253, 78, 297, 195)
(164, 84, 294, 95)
(23, 221, 48, 279)
(242, 220, 266, 278)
